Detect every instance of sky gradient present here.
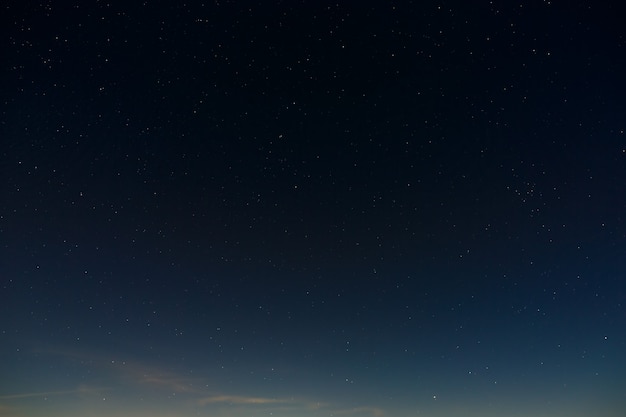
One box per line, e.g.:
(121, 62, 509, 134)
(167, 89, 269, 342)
(1, 1, 625, 416)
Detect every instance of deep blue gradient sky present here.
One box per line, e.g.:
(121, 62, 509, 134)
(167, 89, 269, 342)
(1, 1, 625, 416)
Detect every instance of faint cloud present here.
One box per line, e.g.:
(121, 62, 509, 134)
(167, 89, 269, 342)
(27, 346, 387, 417)
(138, 374, 197, 392)
(334, 406, 388, 417)
(35, 347, 201, 394)
(119, 363, 200, 393)
(197, 394, 290, 406)
(0, 385, 104, 400)
(0, 391, 71, 400)
(0, 404, 23, 417)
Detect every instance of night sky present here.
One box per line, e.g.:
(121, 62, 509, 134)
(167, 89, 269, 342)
(1, 1, 625, 416)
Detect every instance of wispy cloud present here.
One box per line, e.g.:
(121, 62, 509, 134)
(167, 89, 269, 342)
(137, 374, 198, 392)
(195, 393, 343, 417)
(35, 347, 201, 394)
(111, 360, 202, 394)
(197, 394, 290, 406)
(0, 385, 104, 400)
(334, 406, 388, 417)
(26, 346, 388, 417)
(0, 390, 74, 400)
(0, 404, 20, 417)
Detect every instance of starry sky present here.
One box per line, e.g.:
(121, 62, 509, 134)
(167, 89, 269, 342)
(1, 1, 625, 416)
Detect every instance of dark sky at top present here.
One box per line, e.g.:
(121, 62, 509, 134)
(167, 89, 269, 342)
(1, 1, 625, 417)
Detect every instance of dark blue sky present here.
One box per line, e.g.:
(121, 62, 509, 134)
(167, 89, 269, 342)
(1, 1, 625, 417)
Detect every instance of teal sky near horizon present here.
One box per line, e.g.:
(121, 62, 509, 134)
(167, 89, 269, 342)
(1, 1, 625, 416)
(2, 342, 623, 417)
